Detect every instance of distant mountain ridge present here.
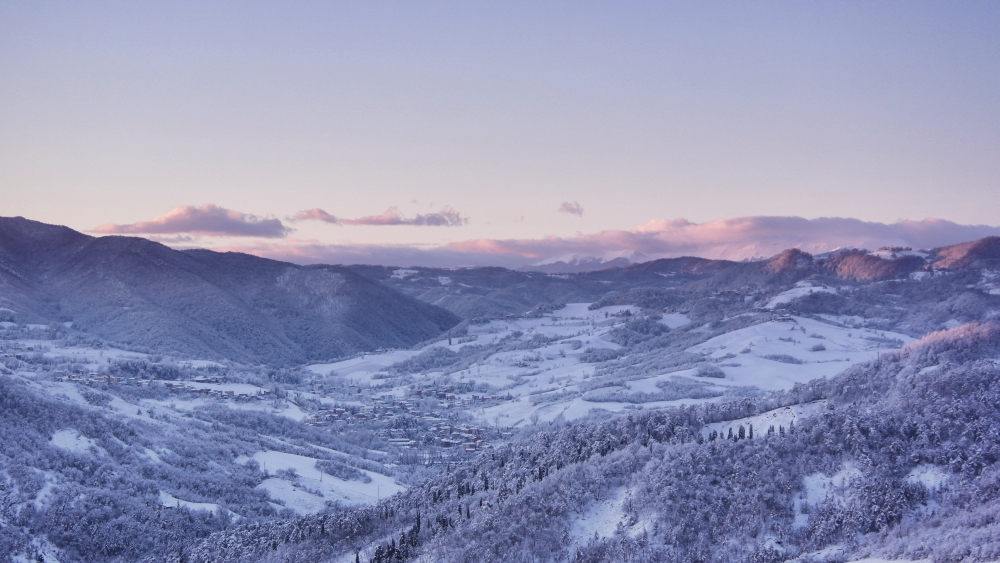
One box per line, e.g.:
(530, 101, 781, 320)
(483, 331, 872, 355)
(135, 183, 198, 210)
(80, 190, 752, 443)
(0, 216, 460, 364)
(3, 215, 996, 362)
(351, 237, 1000, 321)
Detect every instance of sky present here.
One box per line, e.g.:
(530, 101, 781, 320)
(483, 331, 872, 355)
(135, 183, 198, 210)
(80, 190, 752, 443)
(1, 2, 998, 267)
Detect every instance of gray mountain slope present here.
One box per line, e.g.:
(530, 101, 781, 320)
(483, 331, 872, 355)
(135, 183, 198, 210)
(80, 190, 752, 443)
(0, 217, 459, 364)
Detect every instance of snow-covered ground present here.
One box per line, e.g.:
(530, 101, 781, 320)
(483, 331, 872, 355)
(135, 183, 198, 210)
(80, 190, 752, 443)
(568, 487, 630, 545)
(305, 307, 913, 429)
(50, 429, 102, 455)
(793, 463, 863, 528)
(659, 313, 691, 329)
(159, 491, 221, 513)
(765, 281, 837, 309)
(702, 401, 828, 439)
(248, 450, 405, 514)
(906, 465, 950, 492)
(687, 316, 912, 392)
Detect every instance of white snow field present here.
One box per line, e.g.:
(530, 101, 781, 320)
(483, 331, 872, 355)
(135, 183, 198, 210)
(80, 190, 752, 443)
(686, 316, 913, 391)
(250, 450, 405, 514)
(906, 465, 950, 492)
(50, 429, 102, 455)
(765, 281, 838, 309)
(701, 400, 828, 439)
(159, 491, 221, 513)
(310, 304, 912, 428)
(4, 299, 920, 529)
(568, 487, 630, 546)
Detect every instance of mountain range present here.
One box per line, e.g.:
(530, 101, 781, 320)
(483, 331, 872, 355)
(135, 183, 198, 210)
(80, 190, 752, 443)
(0, 216, 460, 365)
(4, 216, 1000, 363)
(3, 215, 1000, 563)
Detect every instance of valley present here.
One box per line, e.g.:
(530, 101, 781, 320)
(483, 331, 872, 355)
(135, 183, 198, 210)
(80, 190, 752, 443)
(2, 218, 1000, 563)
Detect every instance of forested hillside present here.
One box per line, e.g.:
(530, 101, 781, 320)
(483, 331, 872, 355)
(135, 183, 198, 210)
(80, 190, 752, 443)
(188, 323, 1000, 563)
(3, 219, 1000, 563)
(0, 217, 459, 364)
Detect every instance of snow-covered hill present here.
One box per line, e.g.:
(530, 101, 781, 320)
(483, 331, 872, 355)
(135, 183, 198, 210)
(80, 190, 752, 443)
(4, 225, 1000, 562)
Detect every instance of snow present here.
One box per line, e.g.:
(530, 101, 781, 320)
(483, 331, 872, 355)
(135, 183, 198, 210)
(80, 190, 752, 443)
(391, 269, 418, 279)
(307, 349, 422, 381)
(869, 248, 928, 260)
(315, 307, 913, 429)
(702, 401, 827, 439)
(817, 314, 867, 327)
(250, 450, 405, 514)
(10, 536, 64, 563)
(568, 487, 629, 545)
(177, 359, 225, 368)
(686, 316, 913, 392)
(183, 381, 265, 395)
(765, 281, 837, 309)
(51, 429, 102, 455)
(159, 491, 220, 513)
(906, 465, 950, 491)
(33, 472, 57, 509)
(659, 313, 691, 329)
(804, 464, 863, 506)
(226, 400, 310, 422)
(794, 463, 863, 528)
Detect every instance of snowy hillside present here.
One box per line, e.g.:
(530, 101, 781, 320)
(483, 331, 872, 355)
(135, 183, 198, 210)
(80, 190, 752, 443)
(3, 231, 1000, 562)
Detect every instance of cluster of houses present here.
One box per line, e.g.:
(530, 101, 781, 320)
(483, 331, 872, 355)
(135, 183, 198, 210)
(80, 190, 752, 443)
(381, 423, 491, 452)
(426, 422, 489, 452)
(410, 387, 513, 406)
(304, 397, 493, 453)
(306, 397, 443, 425)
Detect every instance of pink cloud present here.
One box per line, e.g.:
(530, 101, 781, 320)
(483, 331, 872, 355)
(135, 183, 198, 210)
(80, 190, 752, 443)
(342, 206, 466, 226)
(209, 216, 1000, 269)
(94, 205, 289, 238)
(559, 201, 584, 216)
(290, 206, 467, 227)
(289, 208, 340, 224)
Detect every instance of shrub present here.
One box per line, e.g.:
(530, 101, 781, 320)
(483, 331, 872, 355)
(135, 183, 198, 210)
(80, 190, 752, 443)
(315, 460, 372, 483)
(762, 354, 803, 364)
(696, 365, 726, 378)
(580, 348, 625, 363)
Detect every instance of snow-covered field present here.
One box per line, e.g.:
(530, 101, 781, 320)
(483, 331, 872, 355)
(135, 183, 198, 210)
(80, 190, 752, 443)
(2, 299, 921, 529)
(308, 305, 913, 429)
(248, 450, 405, 514)
(50, 429, 102, 455)
(701, 400, 828, 439)
(687, 316, 913, 391)
(568, 487, 630, 545)
(765, 281, 838, 309)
